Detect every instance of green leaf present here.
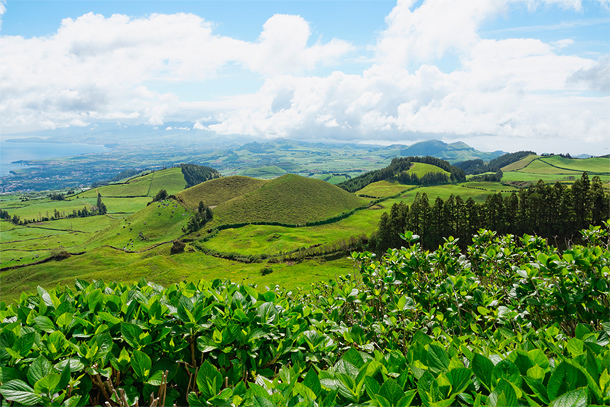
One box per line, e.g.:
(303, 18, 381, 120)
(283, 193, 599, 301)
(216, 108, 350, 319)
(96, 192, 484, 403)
(548, 387, 588, 407)
(510, 350, 534, 375)
(57, 362, 71, 392)
(523, 376, 549, 404)
(98, 311, 121, 325)
(34, 373, 61, 394)
(446, 368, 472, 395)
(61, 395, 82, 407)
(86, 289, 104, 311)
(33, 315, 56, 333)
(54, 358, 85, 373)
(131, 350, 152, 381)
(121, 323, 142, 348)
(528, 349, 550, 370)
(146, 370, 164, 386)
(492, 359, 521, 387)
(428, 344, 450, 373)
(472, 353, 494, 392)
(364, 376, 381, 400)
(342, 348, 365, 369)
(27, 355, 52, 386)
(303, 369, 321, 398)
(0, 367, 23, 383)
(56, 312, 73, 329)
(397, 389, 417, 407)
(37, 286, 54, 308)
(567, 338, 584, 357)
(375, 394, 391, 407)
(0, 380, 44, 406)
(527, 365, 546, 381)
(488, 378, 517, 407)
(196, 360, 222, 400)
(547, 362, 588, 400)
(379, 378, 404, 406)
(253, 395, 276, 407)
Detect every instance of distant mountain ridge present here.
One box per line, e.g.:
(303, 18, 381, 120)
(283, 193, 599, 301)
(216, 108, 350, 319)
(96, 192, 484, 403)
(399, 140, 505, 163)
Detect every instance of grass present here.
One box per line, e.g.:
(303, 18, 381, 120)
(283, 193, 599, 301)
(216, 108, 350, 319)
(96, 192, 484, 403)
(501, 172, 610, 183)
(517, 159, 581, 175)
(176, 176, 267, 209)
(540, 156, 610, 173)
(210, 174, 367, 226)
(407, 162, 449, 177)
(0, 245, 355, 302)
(85, 198, 189, 252)
(357, 180, 412, 198)
(76, 168, 185, 198)
(147, 167, 187, 196)
(501, 154, 539, 172)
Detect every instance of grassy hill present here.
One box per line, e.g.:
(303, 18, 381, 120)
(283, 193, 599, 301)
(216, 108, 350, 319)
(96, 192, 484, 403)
(540, 155, 610, 173)
(406, 162, 450, 177)
(176, 176, 267, 209)
(501, 155, 610, 184)
(86, 198, 189, 251)
(400, 140, 504, 163)
(211, 174, 368, 225)
(78, 167, 186, 198)
(500, 154, 539, 172)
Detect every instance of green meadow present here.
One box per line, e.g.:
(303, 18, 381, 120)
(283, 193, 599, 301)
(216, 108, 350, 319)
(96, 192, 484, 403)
(2, 156, 608, 302)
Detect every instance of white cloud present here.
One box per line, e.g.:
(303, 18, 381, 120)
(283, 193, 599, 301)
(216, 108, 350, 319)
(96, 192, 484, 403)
(0, 12, 352, 132)
(0, 0, 607, 154)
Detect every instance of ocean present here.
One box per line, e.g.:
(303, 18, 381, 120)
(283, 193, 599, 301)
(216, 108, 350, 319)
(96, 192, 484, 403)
(0, 140, 108, 176)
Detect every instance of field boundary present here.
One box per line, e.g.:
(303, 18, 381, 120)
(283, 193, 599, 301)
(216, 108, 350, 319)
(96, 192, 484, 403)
(537, 158, 610, 175)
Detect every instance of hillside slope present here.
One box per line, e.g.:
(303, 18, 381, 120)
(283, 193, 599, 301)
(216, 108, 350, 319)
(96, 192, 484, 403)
(176, 176, 267, 209)
(400, 140, 504, 162)
(211, 174, 367, 225)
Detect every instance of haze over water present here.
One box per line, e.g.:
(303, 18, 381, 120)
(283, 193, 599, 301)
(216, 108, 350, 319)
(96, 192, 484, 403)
(0, 141, 108, 176)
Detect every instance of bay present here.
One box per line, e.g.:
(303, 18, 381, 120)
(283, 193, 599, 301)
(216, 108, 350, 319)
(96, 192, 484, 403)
(0, 141, 108, 176)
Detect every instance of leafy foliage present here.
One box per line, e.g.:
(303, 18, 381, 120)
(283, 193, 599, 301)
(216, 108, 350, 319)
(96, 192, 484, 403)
(1, 226, 608, 406)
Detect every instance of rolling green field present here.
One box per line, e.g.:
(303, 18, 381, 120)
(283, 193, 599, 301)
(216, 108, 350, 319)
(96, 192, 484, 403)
(406, 161, 449, 176)
(500, 155, 610, 184)
(210, 174, 367, 226)
(176, 176, 267, 209)
(516, 158, 581, 175)
(2, 155, 608, 303)
(356, 180, 413, 198)
(500, 154, 538, 171)
(540, 155, 610, 173)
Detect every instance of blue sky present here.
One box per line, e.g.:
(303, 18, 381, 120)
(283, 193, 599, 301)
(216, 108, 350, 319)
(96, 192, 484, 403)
(0, 0, 608, 154)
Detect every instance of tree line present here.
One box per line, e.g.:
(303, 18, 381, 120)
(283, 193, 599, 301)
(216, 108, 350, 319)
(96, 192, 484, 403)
(337, 156, 466, 192)
(455, 151, 535, 174)
(180, 164, 221, 188)
(371, 173, 609, 252)
(2, 193, 107, 225)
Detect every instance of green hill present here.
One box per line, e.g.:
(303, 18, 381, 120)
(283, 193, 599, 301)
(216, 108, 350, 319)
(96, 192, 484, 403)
(540, 156, 610, 173)
(86, 198, 189, 251)
(406, 162, 449, 177)
(400, 140, 504, 163)
(78, 167, 187, 198)
(176, 176, 267, 209)
(501, 154, 539, 172)
(211, 174, 367, 225)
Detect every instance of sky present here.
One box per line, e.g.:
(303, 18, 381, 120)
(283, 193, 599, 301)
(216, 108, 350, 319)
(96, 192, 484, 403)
(0, 0, 609, 154)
